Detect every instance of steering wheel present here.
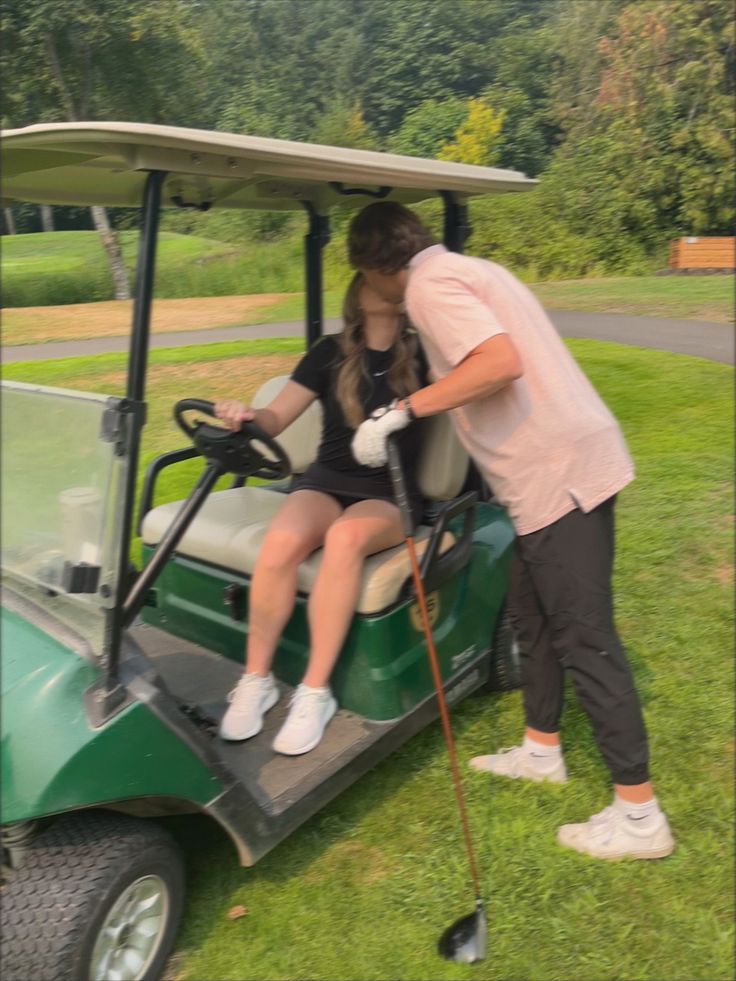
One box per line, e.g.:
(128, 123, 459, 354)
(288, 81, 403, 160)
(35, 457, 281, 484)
(173, 398, 291, 480)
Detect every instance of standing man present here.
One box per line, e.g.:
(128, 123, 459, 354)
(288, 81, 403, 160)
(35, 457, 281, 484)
(349, 201, 674, 860)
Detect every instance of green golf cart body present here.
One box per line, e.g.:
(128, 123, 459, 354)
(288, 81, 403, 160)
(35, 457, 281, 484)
(0, 122, 535, 981)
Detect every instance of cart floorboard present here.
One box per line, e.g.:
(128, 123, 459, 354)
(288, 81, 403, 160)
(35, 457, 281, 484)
(129, 622, 394, 816)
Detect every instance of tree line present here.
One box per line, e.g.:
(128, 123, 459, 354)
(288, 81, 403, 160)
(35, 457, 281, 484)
(2, 0, 733, 285)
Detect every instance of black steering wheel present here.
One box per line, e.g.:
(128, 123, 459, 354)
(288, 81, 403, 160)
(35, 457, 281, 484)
(174, 398, 291, 480)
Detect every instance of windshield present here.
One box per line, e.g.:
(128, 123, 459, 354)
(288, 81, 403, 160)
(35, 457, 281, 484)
(1, 381, 129, 657)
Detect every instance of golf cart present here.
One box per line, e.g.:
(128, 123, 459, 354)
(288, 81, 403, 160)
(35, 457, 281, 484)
(0, 122, 535, 981)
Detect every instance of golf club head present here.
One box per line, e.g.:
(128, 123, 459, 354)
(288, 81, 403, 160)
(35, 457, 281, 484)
(437, 901, 487, 963)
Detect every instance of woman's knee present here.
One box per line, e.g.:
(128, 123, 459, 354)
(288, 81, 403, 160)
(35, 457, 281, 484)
(257, 527, 315, 570)
(322, 520, 370, 561)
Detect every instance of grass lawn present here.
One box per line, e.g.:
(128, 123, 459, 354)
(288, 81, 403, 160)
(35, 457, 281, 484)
(1, 292, 345, 347)
(2, 275, 733, 347)
(3, 339, 733, 981)
(0, 230, 241, 308)
(1, 229, 313, 308)
(1, 228, 732, 342)
(532, 274, 735, 324)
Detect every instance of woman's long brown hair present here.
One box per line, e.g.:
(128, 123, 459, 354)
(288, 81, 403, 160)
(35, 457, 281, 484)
(336, 272, 421, 428)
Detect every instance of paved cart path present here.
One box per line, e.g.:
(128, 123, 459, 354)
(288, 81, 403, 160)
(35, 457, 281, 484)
(2, 310, 733, 365)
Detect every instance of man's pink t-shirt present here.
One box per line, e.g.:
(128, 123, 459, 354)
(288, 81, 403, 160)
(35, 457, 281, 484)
(405, 245, 635, 535)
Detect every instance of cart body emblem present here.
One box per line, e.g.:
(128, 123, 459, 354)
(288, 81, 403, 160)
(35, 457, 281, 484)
(410, 592, 440, 630)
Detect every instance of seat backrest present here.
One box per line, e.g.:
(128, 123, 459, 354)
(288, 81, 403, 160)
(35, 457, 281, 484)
(252, 375, 469, 501)
(415, 413, 469, 501)
(251, 375, 322, 474)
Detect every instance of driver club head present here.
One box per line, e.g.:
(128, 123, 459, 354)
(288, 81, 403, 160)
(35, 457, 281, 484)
(437, 900, 487, 963)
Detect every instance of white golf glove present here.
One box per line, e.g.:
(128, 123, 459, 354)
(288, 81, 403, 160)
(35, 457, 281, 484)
(352, 400, 411, 467)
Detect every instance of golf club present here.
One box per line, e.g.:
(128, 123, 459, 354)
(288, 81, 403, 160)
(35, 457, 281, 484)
(387, 437, 487, 964)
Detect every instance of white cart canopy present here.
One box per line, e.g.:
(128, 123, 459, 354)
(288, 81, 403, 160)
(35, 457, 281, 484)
(1, 121, 536, 212)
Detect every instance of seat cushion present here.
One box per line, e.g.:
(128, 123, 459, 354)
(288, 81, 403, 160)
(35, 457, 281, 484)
(141, 486, 454, 615)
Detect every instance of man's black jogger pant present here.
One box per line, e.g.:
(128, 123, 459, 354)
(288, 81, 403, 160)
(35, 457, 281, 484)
(507, 495, 650, 786)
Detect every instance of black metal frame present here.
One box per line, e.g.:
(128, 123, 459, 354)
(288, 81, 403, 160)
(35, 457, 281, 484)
(420, 491, 478, 591)
(137, 447, 198, 535)
(122, 462, 225, 629)
(137, 447, 259, 535)
(302, 202, 331, 348)
(441, 190, 471, 253)
(104, 170, 166, 697)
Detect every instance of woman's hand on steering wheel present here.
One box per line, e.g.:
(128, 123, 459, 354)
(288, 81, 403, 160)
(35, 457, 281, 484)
(174, 398, 291, 480)
(214, 399, 255, 432)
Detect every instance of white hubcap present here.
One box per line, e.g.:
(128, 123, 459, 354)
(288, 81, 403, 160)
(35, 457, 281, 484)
(89, 874, 169, 981)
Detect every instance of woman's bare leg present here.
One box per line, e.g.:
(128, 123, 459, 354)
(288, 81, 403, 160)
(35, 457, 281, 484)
(303, 499, 405, 688)
(246, 490, 341, 676)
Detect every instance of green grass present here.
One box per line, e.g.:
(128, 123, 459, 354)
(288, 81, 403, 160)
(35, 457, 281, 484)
(533, 274, 735, 324)
(244, 290, 343, 326)
(3, 340, 733, 981)
(1, 230, 239, 307)
(3, 231, 733, 325)
(1, 229, 318, 307)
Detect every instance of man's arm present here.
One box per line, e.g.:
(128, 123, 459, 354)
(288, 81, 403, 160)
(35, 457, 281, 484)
(351, 335, 522, 467)
(401, 334, 522, 418)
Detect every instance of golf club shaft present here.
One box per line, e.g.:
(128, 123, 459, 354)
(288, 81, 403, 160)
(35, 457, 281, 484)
(386, 438, 482, 901)
(404, 533, 483, 901)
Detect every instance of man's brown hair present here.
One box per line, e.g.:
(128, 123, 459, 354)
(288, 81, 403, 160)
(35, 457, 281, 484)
(347, 202, 436, 272)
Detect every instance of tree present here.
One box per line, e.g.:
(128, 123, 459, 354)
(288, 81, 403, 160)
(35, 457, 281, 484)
(356, 0, 545, 134)
(0, 0, 208, 298)
(311, 101, 379, 150)
(387, 98, 466, 158)
(593, 0, 734, 233)
(213, 0, 366, 141)
(549, 0, 735, 239)
(480, 86, 550, 176)
(39, 205, 55, 232)
(544, 0, 628, 138)
(469, 0, 736, 278)
(3, 208, 17, 235)
(438, 99, 506, 167)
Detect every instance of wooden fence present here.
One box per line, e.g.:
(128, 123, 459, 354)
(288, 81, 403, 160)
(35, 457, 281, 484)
(668, 237, 735, 271)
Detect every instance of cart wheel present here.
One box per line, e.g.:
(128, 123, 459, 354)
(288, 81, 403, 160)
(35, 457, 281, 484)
(1, 810, 184, 981)
(486, 604, 522, 692)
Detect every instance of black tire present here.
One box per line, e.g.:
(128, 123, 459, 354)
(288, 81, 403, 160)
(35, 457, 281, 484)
(486, 603, 522, 692)
(1, 810, 185, 981)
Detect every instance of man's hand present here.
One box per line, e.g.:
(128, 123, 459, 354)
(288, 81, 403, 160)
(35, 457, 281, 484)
(352, 400, 411, 467)
(214, 399, 256, 431)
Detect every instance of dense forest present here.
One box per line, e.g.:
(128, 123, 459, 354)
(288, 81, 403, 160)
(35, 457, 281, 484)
(2, 0, 734, 279)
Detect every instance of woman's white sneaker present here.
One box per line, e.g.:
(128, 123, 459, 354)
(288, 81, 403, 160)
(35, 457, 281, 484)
(273, 684, 337, 756)
(469, 740, 568, 784)
(219, 672, 280, 741)
(557, 799, 675, 859)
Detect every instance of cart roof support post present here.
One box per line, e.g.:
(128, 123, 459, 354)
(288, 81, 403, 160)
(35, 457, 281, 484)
(128, 171, 167, 402)
(441, 191, 471, 254)
(303, 203, 331, 348)
(105, 169, 166, 698)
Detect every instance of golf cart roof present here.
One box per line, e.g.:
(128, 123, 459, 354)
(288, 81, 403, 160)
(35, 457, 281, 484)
(1, 121, 536, 212)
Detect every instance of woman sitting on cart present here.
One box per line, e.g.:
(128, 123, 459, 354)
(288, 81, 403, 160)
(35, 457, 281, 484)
(214, 273, 428, 755)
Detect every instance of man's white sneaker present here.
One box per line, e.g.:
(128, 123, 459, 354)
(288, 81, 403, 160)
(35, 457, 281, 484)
(557, 801, 675, 860)
(219, 672, 280, 741)
(469, 743, 568, 784)
(273, 684, 337, 756)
